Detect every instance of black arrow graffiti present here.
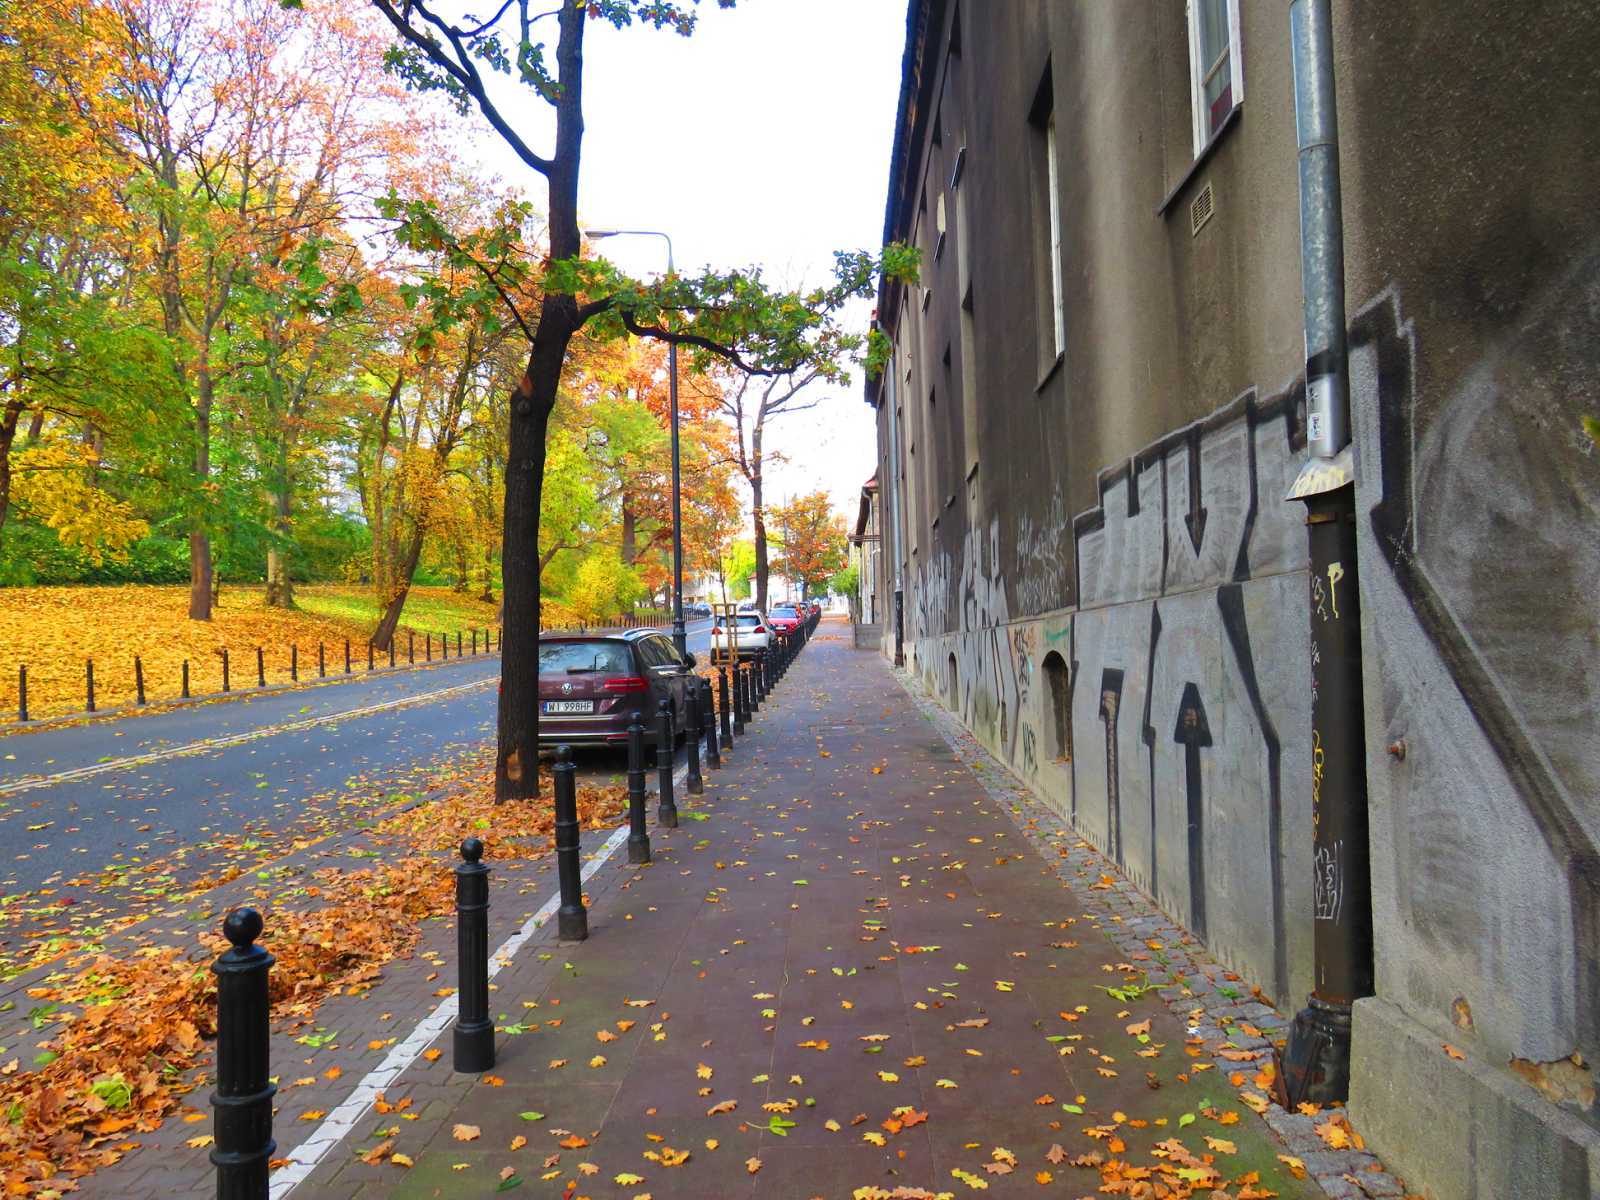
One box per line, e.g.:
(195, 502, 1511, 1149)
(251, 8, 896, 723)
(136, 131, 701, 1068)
(1184, 432, 1208, 555)
(1173, 681, 1213, 941)
(1098, 668, 1125, 866)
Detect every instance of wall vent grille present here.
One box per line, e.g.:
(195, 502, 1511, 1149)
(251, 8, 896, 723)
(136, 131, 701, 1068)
(1190, 181, 1216, 237)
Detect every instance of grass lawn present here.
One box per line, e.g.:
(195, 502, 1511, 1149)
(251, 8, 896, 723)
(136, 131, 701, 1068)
(0, 583, 501, 721)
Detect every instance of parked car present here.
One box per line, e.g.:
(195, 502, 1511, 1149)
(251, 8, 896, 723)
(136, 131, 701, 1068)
(736, 599, 759, 613)
(536, 629, 697, 749)
(711, 611, 771, 658)
(686, 602, 713, 619)
(766, 603, 803, 635)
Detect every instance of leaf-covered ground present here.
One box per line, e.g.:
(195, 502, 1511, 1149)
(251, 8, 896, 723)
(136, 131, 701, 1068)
(0, 584, 501, 721)
(0, 757, 623, 1195)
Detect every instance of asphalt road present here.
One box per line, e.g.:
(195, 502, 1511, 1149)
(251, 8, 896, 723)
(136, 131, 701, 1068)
(0, 619, 713, 901)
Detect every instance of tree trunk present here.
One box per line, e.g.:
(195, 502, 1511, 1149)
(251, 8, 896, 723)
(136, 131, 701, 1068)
(264, 434, 294, 607)
(620, 492, 636, 565)
(751, 436, 768, 612)
(0, 397, 21, 556)
(371, 523, 426, 651)
(494, 0, 588, 803)
(188, 371, 213, 620)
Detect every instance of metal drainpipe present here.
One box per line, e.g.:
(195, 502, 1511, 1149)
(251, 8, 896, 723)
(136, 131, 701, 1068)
(883, 335, 907, 667)
(1279, 0, 1374, 1107)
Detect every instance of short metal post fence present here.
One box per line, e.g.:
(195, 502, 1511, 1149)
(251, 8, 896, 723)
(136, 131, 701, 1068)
(388, 639, 395, 669)
(685, 680, 704, 796)
(718, 667, 733, 744)
(701, 678, 720, 769)
(135, 656, 146, 705)
(317, 643, 325, 678)
(343, 639, 350, 674)
(655, 699, 679, 828)
(733, 664, 747, 734)
(256, 647, 265, 689)
(290, 645, 298, 682)
(456, 630, 462, 657)
(182, 659, 190, 699)
(553, 747, 589, 939)
(85, 659, 95, 712)
(211, 908, 275, 1200)
(366, 641, 374, 672)
(453, 838, 494, 1073)
(408, 630, 415, 664)
(471, 629, 477, 655)
(222, 648, 230, 693)
(425, 634, 432, 662)
(18, 665, 28, 722)
(626, 713, 650, 864)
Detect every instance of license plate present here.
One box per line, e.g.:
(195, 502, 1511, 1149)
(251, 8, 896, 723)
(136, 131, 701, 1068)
(542, 700, 594, 714)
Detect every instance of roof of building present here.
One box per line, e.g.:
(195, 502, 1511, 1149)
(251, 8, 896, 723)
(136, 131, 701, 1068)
(852, 475, 879, 541)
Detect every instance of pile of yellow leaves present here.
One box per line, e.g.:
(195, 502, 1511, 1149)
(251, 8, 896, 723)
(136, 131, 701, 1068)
(0, 584, 500, 720)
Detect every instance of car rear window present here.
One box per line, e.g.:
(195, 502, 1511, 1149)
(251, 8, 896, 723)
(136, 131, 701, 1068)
(540, 641, 632, 674)
(735, 614, 764, 627)
(771, 607, 797, 617)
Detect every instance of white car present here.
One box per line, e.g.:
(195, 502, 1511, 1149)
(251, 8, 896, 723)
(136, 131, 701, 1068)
(712, 611, 771, 658)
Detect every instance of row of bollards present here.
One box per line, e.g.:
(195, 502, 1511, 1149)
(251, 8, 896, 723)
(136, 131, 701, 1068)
(13, 627, 505, 722)
(209, 621, 820, 1197)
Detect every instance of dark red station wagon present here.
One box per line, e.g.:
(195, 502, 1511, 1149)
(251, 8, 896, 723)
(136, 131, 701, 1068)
(536, 628, 699, 750)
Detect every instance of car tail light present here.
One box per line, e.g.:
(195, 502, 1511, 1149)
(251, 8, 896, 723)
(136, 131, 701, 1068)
(603, 676, 649, 693)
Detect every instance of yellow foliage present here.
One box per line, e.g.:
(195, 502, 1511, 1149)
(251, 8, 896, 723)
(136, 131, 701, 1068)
(0, 584, 501, 719)
(10, 442, 149, 563)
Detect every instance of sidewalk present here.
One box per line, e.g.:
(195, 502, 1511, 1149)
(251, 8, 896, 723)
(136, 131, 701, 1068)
(262, 621, 1381, 1200)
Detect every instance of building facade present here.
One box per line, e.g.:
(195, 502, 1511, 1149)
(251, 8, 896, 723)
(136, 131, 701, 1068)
(865, 2, 1600, 1196)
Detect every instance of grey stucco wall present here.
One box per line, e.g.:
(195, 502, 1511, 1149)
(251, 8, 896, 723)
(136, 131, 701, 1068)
(901, 386, 1315, 1011)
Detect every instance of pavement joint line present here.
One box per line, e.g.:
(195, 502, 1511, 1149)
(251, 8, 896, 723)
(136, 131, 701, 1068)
(0, 676, 497, 797)
(268, 752, 698, 1199)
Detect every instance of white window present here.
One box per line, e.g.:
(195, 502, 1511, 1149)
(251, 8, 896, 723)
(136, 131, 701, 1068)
(1187, 0, 1243, 151)
(1044, 114, 1065, 359)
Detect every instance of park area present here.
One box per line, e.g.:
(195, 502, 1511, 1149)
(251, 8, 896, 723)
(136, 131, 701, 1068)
(0, 585, 503, 722)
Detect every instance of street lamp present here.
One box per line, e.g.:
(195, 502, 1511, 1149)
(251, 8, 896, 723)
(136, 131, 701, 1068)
(585, 228, 688, 656)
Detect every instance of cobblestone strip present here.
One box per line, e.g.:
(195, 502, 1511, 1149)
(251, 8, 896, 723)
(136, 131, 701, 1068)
(894, 667, 1416, 1200)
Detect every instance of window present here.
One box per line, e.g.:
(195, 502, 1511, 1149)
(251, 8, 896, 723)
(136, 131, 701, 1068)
(540, 641, 631, 674)
(1028, 66, 1065, 375)
(1187, 0, 1243, 151)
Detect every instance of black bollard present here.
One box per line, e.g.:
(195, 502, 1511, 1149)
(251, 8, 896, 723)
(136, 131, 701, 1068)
(211, 908, 275, 1200)
(343, 639, 351, 674)
(471, 629, 478, 655)
(291, 644, 298, 682)
(408, 629, 415, 664)
(388, 638, 395, 669)
(181, 659, 190, 700)
(256, 647, 265, 689)
(441, 631, 448, 661)
(626, 714, 650, 864)
(719, 667, 734, 743)
(17, 664, 28, 722)
(552, 747, 589, 940)
(135, 656, 146, 705)
(425, 633, 432, 662)
(733, 663, 747, 734)
(317, 642, 325, 678)
(655, 698, 679, 828)
(701, 678, 721, 769)
(685, 679, 704, 796)
(85, 659, 95, 713)
(367, 641, 374, 672)
(222, 648, 230, 693)
(452, 838, 494, 1073)
(456, 630, 462, 657)
(748, 659, 760, 714)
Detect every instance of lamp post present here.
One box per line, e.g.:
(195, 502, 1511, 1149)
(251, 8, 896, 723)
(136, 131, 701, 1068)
(586, 228, 688, 656)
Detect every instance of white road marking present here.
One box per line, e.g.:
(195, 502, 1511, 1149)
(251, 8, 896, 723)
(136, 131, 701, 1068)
(267, 820, 636, 1198)
(0, 676, 497, 797)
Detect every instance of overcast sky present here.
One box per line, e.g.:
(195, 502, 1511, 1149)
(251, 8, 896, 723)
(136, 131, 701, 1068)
(468, 0, 907, 526)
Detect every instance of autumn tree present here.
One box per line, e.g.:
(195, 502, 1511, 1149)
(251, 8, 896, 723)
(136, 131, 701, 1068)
(769, 491, 848, 600)
(334, 0, 916, 800)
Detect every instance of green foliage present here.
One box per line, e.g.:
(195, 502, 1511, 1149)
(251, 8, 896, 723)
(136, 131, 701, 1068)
(829, 562, 859, 598)
(566, 552, 643, 628)
(721, 540, 755, 599)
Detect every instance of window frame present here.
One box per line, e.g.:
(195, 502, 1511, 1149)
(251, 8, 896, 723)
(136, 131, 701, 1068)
(1044, 113, 1066, 361)
(1185, 0, 1244, 154)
